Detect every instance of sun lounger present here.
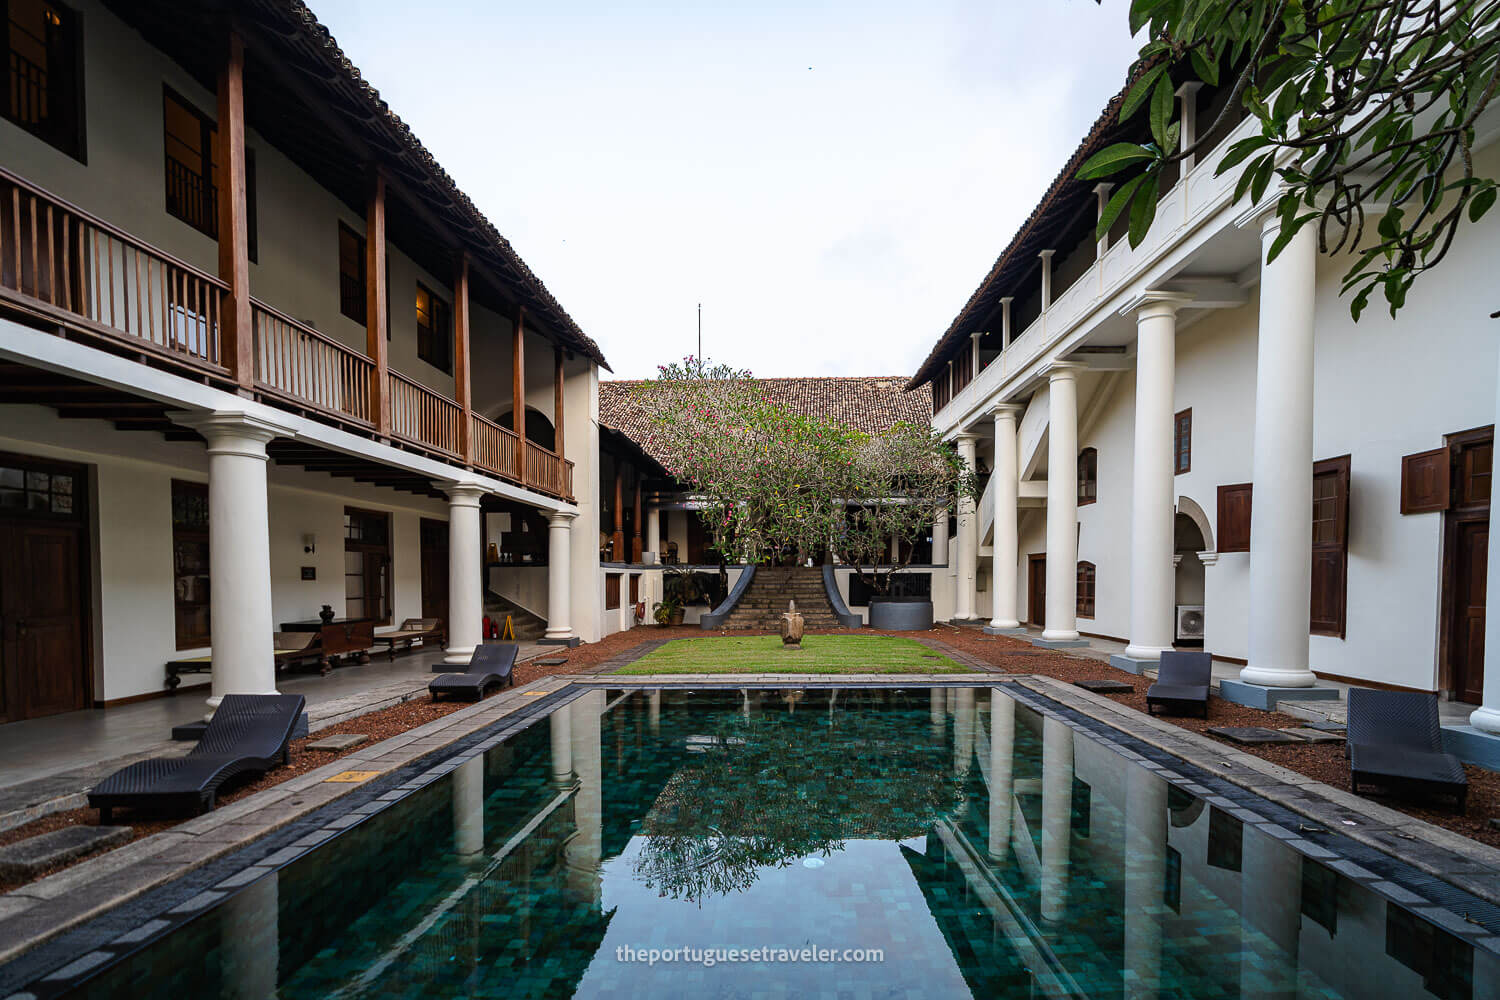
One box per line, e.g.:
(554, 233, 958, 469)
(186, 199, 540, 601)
(429, 643, 518, 701)
(89, 693, 306, 822)
(1145, 650, 1212, 718)
(1348, 688, 1468, 811)
(374, 618, 446, 660)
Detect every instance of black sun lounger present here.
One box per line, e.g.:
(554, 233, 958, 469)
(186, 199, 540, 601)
(429, 643, 519, 701)
(1348, 688, 1468, 811)
(1145, 650, 1212, 718)
(89, 693, 306, 823)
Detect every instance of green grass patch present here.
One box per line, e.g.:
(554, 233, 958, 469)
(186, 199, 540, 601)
(616, 635, 966, 674)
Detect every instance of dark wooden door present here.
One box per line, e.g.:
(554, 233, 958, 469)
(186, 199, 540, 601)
(1452, 521, 1487, 704)
(420, 518, 449, 628)
(1028, 555, 1046, 629)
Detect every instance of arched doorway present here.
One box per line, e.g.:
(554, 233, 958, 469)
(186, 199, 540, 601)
(1174, 512, 1206, 647)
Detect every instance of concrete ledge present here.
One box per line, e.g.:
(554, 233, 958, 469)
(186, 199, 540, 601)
(1108, 654, 1157, 675)
(1443, 725, 1500, 771)
(983, 626, 1030, 636)
(537, 636, 581, 647)
(1029, 637, 1092, 649)
(1219, 678, 1342, 711)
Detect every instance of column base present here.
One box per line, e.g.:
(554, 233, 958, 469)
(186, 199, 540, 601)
(444, 645, 479, 665)
(1218, 678, 1341, 712)
(984, 624, 1028, 635)
(1030, 635, 1091, 649)
(1109, 654, 1160, 675)
(950, 617, 987, 627)
(1441, 724, 1500, 770)
(1123, 643, 1170, 661)
(1468, 705, 1500, 735)
(539, 635, 581, 647)
(1238, 664, 1318, 688)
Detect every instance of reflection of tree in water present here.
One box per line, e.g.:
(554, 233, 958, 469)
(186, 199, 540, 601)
(633, 705, 966, 903)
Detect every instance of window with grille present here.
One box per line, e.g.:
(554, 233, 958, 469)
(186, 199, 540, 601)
(1311, 456, 1351, 637)
(171, 479, 210, 648)
(1076, 560, 1095, 618)
(1078, 447, 1097, 506)
(1174, 408, 1192, 474)
(162, 87, 256, 259)
(3, 0, 84, 159)
(338, 223, 366, 324)
(344, 507, 392, 624)
(416, 281, 452, 374)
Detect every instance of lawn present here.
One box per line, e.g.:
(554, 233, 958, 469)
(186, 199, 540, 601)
(616, 635, 967, 674)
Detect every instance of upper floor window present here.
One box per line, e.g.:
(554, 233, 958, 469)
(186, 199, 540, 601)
(1076, 561, 1096, 618)
(338, 223, 366, 324)
(163, 87, 256, 260)
(1078, 447, 1097, 506)
(3, 0, 84, 160)
(1175, 408, 1192, 474)
(416, 281, 452, 374)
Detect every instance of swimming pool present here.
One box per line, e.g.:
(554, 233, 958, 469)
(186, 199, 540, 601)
(6, 684, 1498, 998)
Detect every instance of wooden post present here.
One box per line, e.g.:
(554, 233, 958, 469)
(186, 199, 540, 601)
(215, 30, 252, 389)
(454, 253, 472, 464)
(366, 171, 389, 436)
(553, 346, 565, 462)
(612, 465, 626, 562)
(632, 471, 643, 563)
(512, 306, 526, 480)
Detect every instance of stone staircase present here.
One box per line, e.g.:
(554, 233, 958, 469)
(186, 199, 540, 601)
(721, 566, 843, 630)
(483, 592, 548, 641)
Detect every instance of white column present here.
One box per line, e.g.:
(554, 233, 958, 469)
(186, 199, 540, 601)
(1093, 183, 1113, 259)
(954, 434, 980, 620)
(1241, 211, 1318, 688)
(1124, 295, 1192, 662)
(545, 509, 577, 643)
(971, 330, 982, 377)
(178, 412, 291, 717)
(565, 690, 604, 904)
(646, 506, 661, 564)
(1040, 715, 1074, 922)
(987, 692, 1015, 861)
(1472, 342, 1500, 732)
(1043, 363, 1086, 642)
(988, 404, 1024, 631)
(1000, 297, 1013, 349)
(1039, 249, 1056, 309)
(930, 688, 945, 739)
(443, 482, 486, 665)
(452, 755, 484, 857)
(1123, 766, 1168, 998)
(933, 509, 950, 565)
(549, 696, 572, 788)
(953, 687, 976, 776)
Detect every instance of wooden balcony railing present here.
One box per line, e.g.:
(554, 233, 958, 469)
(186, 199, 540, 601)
(524, 441, 573, 498)
(251, 301, 374, 426)
(470, 412, 519, 480)
(0, 166, 226, 374)
(389, 370, 463, 458)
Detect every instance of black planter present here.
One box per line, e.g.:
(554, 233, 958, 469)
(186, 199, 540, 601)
(867, 596, 934, 631)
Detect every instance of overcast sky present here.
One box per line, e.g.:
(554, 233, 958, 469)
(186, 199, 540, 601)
(310, 0, 1142, 380)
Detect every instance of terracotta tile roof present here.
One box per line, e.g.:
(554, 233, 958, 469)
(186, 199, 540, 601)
(599, 376, 933, 467)
(906, 65, 1159, 391)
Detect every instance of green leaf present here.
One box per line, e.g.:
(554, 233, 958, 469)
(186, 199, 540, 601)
(1350, 286, 1371, 322)
(1163, 120, 1182, 155)
(1266, 212, 1317, 264)
(1470, 186, 1497, 223)
(1248, 154, 1276, 204)
(1076, 142, 1156, 180)
(1129, 0, 1172, 35)
(1096, 174, 1148, 241)
(1190, 47, 1220, 86)
(1149, 72, 1175, 149)
(1120, 63, 1168, 122)
(1128, 170, 1162, 248)
(1215, 135, 1271, 175)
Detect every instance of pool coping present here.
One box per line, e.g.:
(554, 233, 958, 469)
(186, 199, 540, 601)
(3, 669, 1500, 990)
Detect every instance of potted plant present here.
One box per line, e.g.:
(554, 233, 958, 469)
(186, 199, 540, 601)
(653, 595, 685, 627)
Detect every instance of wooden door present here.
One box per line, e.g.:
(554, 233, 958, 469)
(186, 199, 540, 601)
(0, 454, 90, 722)
(1028, 555, 1046, 629)
(420, 518, 449, 628)
(1452, 521, 1487, 704)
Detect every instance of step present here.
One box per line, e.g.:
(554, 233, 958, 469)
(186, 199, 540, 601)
(0, 825, 134, 881)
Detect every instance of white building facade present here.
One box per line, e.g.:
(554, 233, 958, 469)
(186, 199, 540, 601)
(913, 77, 1500, 732)
(0, 0, 610, 722)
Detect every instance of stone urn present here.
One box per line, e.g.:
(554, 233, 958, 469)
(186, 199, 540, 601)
(319, 604, 336, 625)
(781, 599, 805, 650)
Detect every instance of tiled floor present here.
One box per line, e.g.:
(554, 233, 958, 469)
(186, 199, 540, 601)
(0, 642, 544, 790)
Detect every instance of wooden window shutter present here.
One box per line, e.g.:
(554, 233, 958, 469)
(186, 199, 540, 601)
(1400, 447, 1449, 514)
(1311, 456, 1351, 637)
(1217, 483, 1252, 552)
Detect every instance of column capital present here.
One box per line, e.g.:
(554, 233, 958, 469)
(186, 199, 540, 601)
(952, 431, 982, 444)
(443, 480, 487, 505)
(176, 410, 295, 457)
(547, 508, 578, 527)
(1092, 181, 1114, 197)
(999, 295, 1014, 305)
(1038, 249, 1056, 261)
(1120, 289, 1194, 319)
(989, 402, 1025, 420)
(1197, 550, 1220, 566)
(1233, 191, 1292, 234)
(1041, 360, 1087, 383)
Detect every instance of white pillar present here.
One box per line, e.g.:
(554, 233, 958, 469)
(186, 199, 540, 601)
(1043, 363, 1086, 642)
(646, 506, 661, 564)
(987, 692, 1015, 861)
(1039, 249, 1055, 310)
(1472, 342, 1500, 732)
(1040, 715, 1074, 922)
(953, 687, 976, 776)
(178, 412, 292, 718)
(545, 509, 577, 643)
(549, 696, 572, 788)
(933, 509, 950, 565)
(1123, 766, 1168, 998)
(971, 330, 982, 377)
(988, 404, 1024, 631)
(954, 434, 980, 620)
(565, 690, 604, 904)
(930, 688, 945, 739)
(1000, 297, 1013, 349)
(452, 755, 484, 857)
(1124, 295, 1192, 662)
(443, 482, 486, 665)
(1241, 211, 1318, 688)
(1093, 183, 1113, 258)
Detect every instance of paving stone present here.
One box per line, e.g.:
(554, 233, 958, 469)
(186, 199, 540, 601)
(1206, 726, 1302, 745)
(535, 657, 568, 666)
(40, 950, 114, 981)
(1281, 727, 1346, 744)
(1073, 679, 1134, 694)
(305, 733, 369, 751)
(0, 827, 133, 881)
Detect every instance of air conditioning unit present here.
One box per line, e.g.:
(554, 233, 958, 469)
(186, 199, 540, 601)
(1176, 605, 1205, 641)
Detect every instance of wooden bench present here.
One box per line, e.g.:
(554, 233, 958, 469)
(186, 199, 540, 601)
(164, 631, 326, 689)
(374, 618, 446, 660)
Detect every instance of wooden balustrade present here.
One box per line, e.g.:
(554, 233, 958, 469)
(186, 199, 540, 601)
(470, 413, 519, 480)
(389, 370, 463, 458)
(251, 301, 374, 425)
(523, 441, 573, 498)
(0, 166, 226, 372)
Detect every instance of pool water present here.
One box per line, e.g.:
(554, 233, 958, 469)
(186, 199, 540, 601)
(49, 687, 1500, 998)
